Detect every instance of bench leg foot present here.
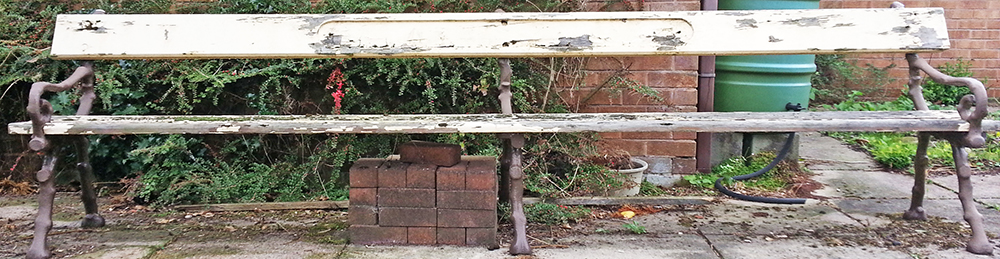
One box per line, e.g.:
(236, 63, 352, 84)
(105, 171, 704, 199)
(73, 137, 105, 228)
(904, 133, 929, 221)
(28, 155, 58, 259)
(949, 140, 992, 255)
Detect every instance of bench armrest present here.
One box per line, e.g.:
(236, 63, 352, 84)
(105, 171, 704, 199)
(905, 53, 988, 147)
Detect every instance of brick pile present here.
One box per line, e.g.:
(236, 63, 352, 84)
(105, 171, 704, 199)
(348, 143, 498, 248)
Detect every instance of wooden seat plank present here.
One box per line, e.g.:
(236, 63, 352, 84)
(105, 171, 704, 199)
(51, 8, 948, 60)
(8, 111, 997, 135)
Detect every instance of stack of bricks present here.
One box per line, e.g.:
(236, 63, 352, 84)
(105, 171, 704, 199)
(348, 141, 498, 248)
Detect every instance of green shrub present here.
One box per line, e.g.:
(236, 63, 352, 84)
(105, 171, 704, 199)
(920, 59, 984, 106)
(683, 152, 793, 191)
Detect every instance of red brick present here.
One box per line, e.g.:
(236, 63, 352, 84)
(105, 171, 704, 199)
(583, 57, 629, 71)
(378, 188, 436, 208)
(621, 132, 673, 140)
(466, 227, 499, 248)
(599, 139, 647, 157)
(377, 160, 409, 188)
(398, 141, 462, 166)
(582, 71, 617, 88)
(349, 158, 383, 188)
(348, 205, 378, 225)
(598, 132, 622, 139)
(407, 227, 437, 245)
(349, 188, 377, 206)
(647, 71, 697, 88)
(437, 209, 497, 228)
(621, 89, 668, 105)
(406, 163, 437, 189)
(631, 56, 674, 71)
(349, 225, 407, 245)
(437, 161, 467, 191)
(668, 88, 699, 106)
(465, 156, 497, 191)
(380, 207, 437, 227)
(437, 228, 466, 245)
(673, 56, 698, 70)
(647, 140, 697, 157)
(673, 131, 697, 140)
(437, 191, 496, 210)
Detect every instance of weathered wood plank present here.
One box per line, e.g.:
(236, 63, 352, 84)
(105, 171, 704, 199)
(51, 8, 947, 60)
(173, 201, 349, 211)
(8, 111, 998, 135)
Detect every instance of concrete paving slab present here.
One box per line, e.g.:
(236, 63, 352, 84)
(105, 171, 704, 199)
(811, 169, 955, 199)
(342, 246, 509, 259)
(152, 239, 347, 259)
(696, 200, 860, 236)
(533, 234, 717, 259)
(73, 246, 155, 259)
(930, 174, 1000, 199)
(0, 205, 35, 220)
(834, 199, 1000, 235)
(707, 237, 914, 259)
(798, 132, 881, 171)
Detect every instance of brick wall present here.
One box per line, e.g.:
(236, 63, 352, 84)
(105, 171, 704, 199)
(565, 0, 702, 174)
(348, 156, 499, 247)
(567, 0, 999, 174)
(821, 0, 1000, 98)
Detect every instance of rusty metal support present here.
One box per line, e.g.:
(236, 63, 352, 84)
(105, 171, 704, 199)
(496, 58, 531, 255)
(897, 2, 991, 252)
(25, 55, 104, 259)
(903, 52, 992, 256)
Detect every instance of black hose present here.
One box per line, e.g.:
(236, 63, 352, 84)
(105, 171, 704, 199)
(714, 132, 806, 204)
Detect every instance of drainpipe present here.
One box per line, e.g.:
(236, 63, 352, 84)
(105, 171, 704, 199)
(696, 0, 718, 173)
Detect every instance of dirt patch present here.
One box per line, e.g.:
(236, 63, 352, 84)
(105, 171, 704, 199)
(813, 213, 978, 251)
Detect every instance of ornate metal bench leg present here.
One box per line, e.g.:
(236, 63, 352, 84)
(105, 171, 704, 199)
(496, 57, 531, 255)
(28, 154, 58, 259)
(73, 137, 105, 228)
(946, 138, 993, 254)
(505, 135, 531, 255)
(903, 132, 930, 220)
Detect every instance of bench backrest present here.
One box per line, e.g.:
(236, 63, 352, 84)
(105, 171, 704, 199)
(52, 8, 947, 60)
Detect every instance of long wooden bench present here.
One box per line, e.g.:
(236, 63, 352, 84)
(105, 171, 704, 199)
(11, 6, 999, 258)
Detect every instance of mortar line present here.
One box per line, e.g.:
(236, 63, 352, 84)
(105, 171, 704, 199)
(695, 228, 724, 259)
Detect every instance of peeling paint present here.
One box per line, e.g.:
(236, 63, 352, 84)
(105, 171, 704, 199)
(892, 26, 910, 33)
(781, 15, 833, 27)
(216, 126, 240, 133)
(651, 34, 684, 50)
(546, 35, 592, 51)
(913, 27, 944, 48)
(736, 19, 757, 29)
(768, 36, 782, 43)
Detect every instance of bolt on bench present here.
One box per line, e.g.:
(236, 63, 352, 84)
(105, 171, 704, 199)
(10, 6, 1000, 258)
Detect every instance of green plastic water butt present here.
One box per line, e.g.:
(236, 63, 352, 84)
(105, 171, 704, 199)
(714, 0, 819, 112)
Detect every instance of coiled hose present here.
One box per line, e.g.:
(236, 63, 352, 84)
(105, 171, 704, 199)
(714, 132, 806, 204)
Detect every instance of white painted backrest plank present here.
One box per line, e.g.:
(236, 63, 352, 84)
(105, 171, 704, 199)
(51, 8, 948, 59)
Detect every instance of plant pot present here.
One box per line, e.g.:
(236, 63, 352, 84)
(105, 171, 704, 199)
(609, 158, 648, 197)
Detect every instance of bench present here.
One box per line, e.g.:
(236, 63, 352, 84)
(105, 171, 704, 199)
(10, 5, 1000, 258)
